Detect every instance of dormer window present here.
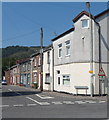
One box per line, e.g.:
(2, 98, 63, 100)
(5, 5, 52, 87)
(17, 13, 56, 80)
(82, 19, 89, 28)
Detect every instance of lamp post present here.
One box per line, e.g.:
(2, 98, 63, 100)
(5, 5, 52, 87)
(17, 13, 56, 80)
(86, 2, 94, 97)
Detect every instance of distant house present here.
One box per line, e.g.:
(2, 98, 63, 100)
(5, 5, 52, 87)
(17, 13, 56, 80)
(5, 69, 11, 85)
(43, 45, 54, 91)
(18, 58, 31, 87)
(52, 10, 109, 95)
(30, 51, 41, 89)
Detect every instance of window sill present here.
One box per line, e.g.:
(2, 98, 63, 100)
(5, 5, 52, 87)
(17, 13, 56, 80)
(58, 57, 62, 59)
(45, 82, 50, 84)
(65, 55, 70, 57)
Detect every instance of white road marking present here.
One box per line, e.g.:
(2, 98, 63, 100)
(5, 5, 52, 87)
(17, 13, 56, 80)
(99, 101, 106, 103)
(39, 102, 50, 105)
(27, 104, 37, 106)
(36, 94, 54, 99)
(75, 101, 86, 104)
(63, 101, 75, 104)
(85, 101, 96, 104)
(52, 101, 63, 105)
(0, 105, 9, 107)
(13, 104, 24, 107)
(26, 96, 50, 105)
(8, 89, 12, 91)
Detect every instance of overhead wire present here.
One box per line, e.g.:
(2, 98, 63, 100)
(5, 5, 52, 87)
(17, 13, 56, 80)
(2, 29, 39, 42)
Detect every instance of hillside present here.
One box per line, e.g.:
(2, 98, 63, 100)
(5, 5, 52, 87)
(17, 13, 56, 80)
(2, 45, 42, 75)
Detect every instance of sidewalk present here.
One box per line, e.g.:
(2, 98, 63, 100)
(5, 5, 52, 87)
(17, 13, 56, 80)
(43, 91, 108, 101)
(18, 85, 107, 101)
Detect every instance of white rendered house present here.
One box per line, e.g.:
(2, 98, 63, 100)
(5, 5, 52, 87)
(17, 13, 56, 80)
(52, 10, 109, 95)
(43, 45, 54, 91)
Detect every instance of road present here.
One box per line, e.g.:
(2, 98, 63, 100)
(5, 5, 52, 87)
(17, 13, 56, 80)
(0, 85, 107, 118)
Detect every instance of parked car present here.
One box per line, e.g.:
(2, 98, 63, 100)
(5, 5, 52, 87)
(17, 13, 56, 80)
(2, 80, 7, 85)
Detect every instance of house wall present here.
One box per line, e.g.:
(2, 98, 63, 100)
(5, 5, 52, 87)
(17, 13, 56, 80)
(43, 48, 53, 91)
(53, 13, 109, 95)
(54, 63, 91, 94)
(5, 70, 10, 85)
(94, 12, 109, 95)
(31, 55, 41, 89)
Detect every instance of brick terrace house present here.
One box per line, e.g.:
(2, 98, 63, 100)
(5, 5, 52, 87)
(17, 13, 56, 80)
(17, 58, 31, 87)
(5, 69, 11, 85)
(31, 51, 41, 89)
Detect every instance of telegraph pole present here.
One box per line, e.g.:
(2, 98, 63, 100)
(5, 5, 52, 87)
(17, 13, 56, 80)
(40, 27, 43, 91)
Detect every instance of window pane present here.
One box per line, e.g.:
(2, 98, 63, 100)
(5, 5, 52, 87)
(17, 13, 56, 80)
(82, 20, 88, 28)
(63, 75, 70, 85)
(58, 77, 60, 85)
(45, 73, 50, 83)
(59, 48, 62, 57)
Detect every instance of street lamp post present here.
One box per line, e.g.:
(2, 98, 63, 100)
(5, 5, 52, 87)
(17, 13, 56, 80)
(86, 2, 94, 97)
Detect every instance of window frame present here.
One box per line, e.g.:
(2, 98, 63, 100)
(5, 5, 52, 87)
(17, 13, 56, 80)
(47, 51, 50, 64)
(62, 75, 70, 86)
(81, 19, 89, 28)
(45, 73, 50, 84)
(65, 40, 70, 56)
(58, 43, 62, 58)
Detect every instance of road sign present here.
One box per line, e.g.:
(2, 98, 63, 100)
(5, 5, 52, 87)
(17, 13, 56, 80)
(98, 67, 106, 76)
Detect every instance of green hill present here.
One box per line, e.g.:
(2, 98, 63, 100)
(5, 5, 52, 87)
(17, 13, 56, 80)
(2, 45, 42, 75)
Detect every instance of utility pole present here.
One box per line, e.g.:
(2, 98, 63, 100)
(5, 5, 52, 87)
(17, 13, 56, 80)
(86, 2, 94, 97)
(40, 27, 43, 91)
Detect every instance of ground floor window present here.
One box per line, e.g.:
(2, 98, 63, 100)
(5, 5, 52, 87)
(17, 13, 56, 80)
(63, 75, 70, 85)
(45, 73, 50, 84)
(58, 76, 60, 85)
(34, 72, 37, 83)
(27, 73, 30, 84)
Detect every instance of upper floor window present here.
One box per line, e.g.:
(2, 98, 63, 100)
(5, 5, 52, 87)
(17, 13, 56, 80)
(47, 51, 50, 64)
(58, 44, 62, 58)
(39, 57, 41, 65)
(82, 19, 89, 28)
(27, 63, 31, 71)
(65, 40, 70, 56)
(34, 58, 37, 67)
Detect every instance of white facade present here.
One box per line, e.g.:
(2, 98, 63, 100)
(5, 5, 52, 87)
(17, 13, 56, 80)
(43, 46, 53, 91)
(52, 10, 109, 95)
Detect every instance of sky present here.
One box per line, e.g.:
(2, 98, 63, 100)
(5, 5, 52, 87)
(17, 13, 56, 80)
(2, 2, 108, 48)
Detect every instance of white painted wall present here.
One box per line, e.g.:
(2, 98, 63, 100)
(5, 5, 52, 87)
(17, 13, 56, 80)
(54, 63, 91, 94)
(43, 48, 53, 91)
(53, 11, 109, 95)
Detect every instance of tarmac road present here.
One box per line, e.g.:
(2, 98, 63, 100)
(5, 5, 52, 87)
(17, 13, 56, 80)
(1, 85, 107, 119)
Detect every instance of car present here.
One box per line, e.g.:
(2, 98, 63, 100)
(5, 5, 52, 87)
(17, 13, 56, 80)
(2, 80, 7, 85)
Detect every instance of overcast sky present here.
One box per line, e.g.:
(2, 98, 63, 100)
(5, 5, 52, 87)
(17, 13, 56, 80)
(2, 2, 108, 48)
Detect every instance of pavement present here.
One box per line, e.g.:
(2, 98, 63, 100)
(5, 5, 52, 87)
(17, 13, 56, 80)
(0, 85, 108, 118)
(19, 85, 107, 101)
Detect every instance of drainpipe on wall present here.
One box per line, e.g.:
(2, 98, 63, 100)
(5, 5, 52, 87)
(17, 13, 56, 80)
(95, 21, 101, 96)
(52, 47, 54, 91)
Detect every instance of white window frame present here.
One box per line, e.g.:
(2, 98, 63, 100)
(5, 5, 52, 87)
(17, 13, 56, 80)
(34, 58, 37, 67)
(47, 51, 50, 64)
(39, 57, 41, 65)
(34, 72, 37, 83)
(45, 73, 50, 84)
(65, 40, 70, 56)
(81, 19, 89, 28)
(58, 44, 62, 58)
(57, 70, 61, 86)
(62, 75, 70, 86)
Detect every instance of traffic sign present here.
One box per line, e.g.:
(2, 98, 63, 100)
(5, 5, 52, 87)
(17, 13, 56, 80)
(98, 67, 106, 76)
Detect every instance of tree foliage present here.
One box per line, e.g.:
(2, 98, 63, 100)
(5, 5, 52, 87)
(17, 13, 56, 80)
(2, 45, 41, 75)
